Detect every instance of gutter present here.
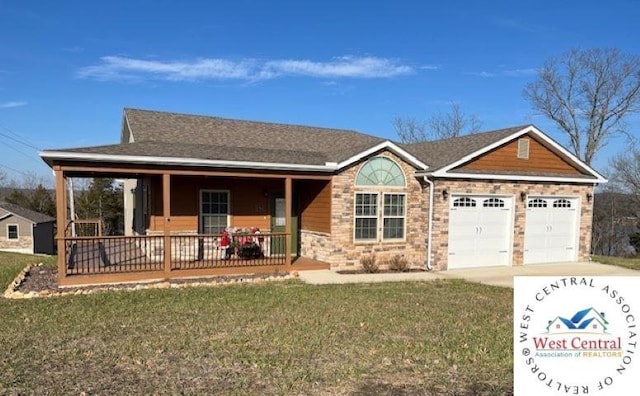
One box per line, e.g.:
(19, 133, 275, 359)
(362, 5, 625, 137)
(423, 176, 435, 271)
(39, 151, 338, 173)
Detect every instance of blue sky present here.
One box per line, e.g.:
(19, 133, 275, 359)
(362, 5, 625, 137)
(0, 0, 638, 184)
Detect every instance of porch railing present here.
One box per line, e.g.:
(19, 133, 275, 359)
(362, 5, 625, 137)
(62, 232, 288, 276)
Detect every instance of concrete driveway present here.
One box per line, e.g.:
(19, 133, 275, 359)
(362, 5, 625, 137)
(440, 261, 638, 288)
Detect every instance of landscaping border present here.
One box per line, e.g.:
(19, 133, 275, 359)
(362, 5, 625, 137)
(3, 264, 298, 299)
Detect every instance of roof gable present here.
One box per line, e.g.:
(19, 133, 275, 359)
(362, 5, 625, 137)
(453, 132, 587, 176)
(0, 202, 54, 224)
(416, 125, 606, 183)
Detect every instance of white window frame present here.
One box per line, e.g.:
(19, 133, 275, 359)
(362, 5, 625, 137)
(6, 224, 19, 240)
(382, 193, 406, 241)
(354, 192, 379, 241)
(199, 190, 230, 234)
(353, 192, 407, 243)
(355, 156, 407, 189)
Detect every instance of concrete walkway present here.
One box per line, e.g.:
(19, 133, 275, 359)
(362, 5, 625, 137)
(297, 262, 638, 288)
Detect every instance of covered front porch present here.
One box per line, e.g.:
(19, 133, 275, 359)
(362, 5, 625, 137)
(53, 163, 332, 287)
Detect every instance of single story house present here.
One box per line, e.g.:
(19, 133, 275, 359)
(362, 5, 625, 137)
(0, 201, 55, 255)
(40, 108, 606, 286)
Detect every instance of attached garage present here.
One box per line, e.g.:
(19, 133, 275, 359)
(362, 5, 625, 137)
(447, 195, 514, 269)
(523, 197, 579, 264)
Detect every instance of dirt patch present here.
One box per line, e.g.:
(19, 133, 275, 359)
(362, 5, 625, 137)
(10, 264, 292, 298)
(19, 266, 58, 293)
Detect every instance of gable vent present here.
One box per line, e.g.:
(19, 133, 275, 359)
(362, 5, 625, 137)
(517, 138, 530, 159)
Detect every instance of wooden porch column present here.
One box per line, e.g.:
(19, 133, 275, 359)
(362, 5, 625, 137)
(54, 166, 67, 284)
(284, 176, 292, 270)
(163, 173, 171, 278)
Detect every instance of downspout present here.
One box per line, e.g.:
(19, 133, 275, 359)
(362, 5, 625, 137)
(423, 176, 434, 270)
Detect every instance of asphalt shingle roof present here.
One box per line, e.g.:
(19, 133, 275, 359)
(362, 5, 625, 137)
(123, 108, 384, 164)
(45, 108, 569, 176)
(0, 201, 55, 224)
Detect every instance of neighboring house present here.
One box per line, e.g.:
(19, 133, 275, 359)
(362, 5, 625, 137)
(40, 108, 606, 286)
(0, 201, 55, 255)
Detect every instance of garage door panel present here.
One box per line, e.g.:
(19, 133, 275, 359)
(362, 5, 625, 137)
(524, 197, 578, 265)
(448, 195, 513, 269)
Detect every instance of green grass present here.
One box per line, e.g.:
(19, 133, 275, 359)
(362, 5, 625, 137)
(0, 252, 514, 395)
(592, 255, 640, 270)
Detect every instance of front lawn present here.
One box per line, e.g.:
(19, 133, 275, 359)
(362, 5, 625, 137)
(592, 255, 640, 270)
(0, 253, 513, 395)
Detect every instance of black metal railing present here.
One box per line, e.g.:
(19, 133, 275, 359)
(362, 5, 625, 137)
(64, 235, 164, 275)
(62, 232, 289, 276)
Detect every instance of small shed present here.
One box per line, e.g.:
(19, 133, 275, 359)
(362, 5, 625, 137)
(0, 201, 55, 255)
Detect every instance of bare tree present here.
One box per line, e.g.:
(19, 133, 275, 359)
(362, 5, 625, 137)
(610, 146, 640, 204)
(524, 48, 640, 165)
(428, 102, 482, 140)
(393, 116, 428, 144)
(394, 102, 482, 143)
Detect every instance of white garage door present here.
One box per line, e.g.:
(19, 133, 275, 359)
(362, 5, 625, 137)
(448, 195, 513, 269)
(524, 197, 579, 264)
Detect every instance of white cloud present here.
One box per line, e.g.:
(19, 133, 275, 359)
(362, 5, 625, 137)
(503, 68, 538, 77)
(465, 71, 497, 78)
(0, 101, 27, 108)
(465, 68, 539, 78)
(77, 55, 414, 82)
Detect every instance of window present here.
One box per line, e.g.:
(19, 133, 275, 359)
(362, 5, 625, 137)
(483, 198, 505, 207)
(553, 199, 572, 208)
(356, 157, 405, 187)
(383, 194, 405, 239)
(528, 198, 547, 208)
(355, 193, 378, 240)
(354, 157, 407, 242)
(354, 193, 406, 241)
(453, 197, 476, 207)
(200, 190, 229, 234)
(7, 224, 18, 240)
(518, 138, 530, 159)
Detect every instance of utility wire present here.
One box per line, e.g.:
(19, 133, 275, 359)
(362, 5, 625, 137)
(1, 140, 42, 164)
(0, 124, 41, 151)
(0, 162, 35, 178)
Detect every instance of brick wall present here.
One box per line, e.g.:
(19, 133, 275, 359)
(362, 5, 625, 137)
(324, 151, 429, 270)
(429, 179, 595, 270)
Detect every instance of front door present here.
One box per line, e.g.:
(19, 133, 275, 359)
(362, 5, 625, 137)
(270, 193, 298, 254)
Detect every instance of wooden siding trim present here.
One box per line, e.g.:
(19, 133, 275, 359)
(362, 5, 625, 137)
(299, 180, 331, 234)
(455, 134, 585, 175)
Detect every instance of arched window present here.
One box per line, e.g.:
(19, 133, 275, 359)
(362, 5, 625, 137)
(354, 157, 406, 241)
(553, 199, 572, 208)
(528, 198, 547, 208)
(453, 197, 477, 207)
(356, 157, 405, 187)
(483, 198, 505, 207)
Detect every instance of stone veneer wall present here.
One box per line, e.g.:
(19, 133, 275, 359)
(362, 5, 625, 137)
(429, 180, 595, 270)
(300, 230, 332, 263)
(327, 151, 429, 269)
(0, 236, 33, 253)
